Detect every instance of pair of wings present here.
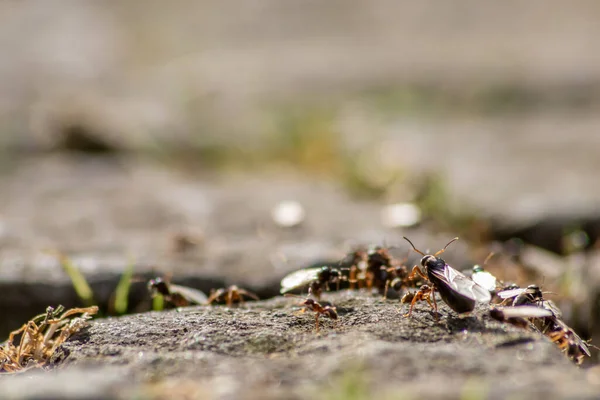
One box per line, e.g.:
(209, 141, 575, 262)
(429, 264, 492, 303)
(167, 283, 209, 304)
(280, 268, 322, 294)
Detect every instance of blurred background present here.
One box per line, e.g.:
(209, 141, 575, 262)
(1, 0, 600, 362)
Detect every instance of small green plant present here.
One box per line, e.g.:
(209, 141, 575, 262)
(54, 251, 96, 307)
(152, 294, 165, 311)
(113, 258, 135, 315)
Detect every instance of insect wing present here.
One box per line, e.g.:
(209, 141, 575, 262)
(430, 265, 492, 303)
(471, 270, 497, 293)
(280, 268, 320, 294)
(497, 288, 525, 299)
(540, 300, 563, 319)
(169, 284, 209, 304)
(495, 306, 553, 319)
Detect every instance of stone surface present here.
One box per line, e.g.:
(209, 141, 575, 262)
(1, 155, 474, 336)
(2, 293, 597, 399)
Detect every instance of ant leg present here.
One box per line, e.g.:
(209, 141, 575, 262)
(227, 291, 233, 308)
(383, 280, 390, 300)
(294, 308, 307, 317)
(407, 265, 427, 281)
(403, 291, 421, 318)
(315, 313, 320, 333)
(349, 266, 357, 290)
(430, 288, 439, 321)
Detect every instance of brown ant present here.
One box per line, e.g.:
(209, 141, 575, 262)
(400, 284, 435, 317)
(347, 247, 416, 299)
(206, 285, 259, 307)
(346, 250, 368, 290)
(285, 294, 338, 333)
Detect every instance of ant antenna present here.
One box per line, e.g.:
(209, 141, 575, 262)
(403, 237, 425, 257)
(434, 237, 459, 257)
(483, 252, 495, 266)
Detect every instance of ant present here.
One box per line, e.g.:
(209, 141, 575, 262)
(147, 276, 208, 307)
(347, 247, 416, 299)
(400, 284, 434, 315)
(402, 237, 491, 319)
(285, 294, 338, 333)
(207, 285, 259, 307)
(346, 250, 369, 290)
(280, 265, 346, 300)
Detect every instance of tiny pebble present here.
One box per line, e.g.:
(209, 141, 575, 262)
(381, 203, 421, 228)
(271, 201, 305, 228)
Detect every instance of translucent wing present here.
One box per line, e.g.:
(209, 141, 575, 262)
(494, 305, 553, 319)
(497, 288, 525, 299)
(471, 270, 497, 293)
(280, 268, 321, 294)
(540, 300, 563, 319)
(430, 265, 492, 303)
(169, 284, 209, 304)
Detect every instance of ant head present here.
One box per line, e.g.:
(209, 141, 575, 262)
(303, 298, 316, 306)
(330, 268, 342, 277)
(503, 283, 520, 291)
(148, 278, 169, 295)
(420, 255, 437, 268)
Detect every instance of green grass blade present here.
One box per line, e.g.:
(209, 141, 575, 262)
(56, 252, 96, 307)
(114, 259, 135, 315)
(152, 294, 165, 311)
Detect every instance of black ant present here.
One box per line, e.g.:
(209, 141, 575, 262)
(402, 237, 491, 319)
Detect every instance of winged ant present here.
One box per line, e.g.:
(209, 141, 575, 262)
(402, 237, 491, 319)
(496, 284, 553, 307)
(147, 277, 209, 307)
(280, 265, 347, 300)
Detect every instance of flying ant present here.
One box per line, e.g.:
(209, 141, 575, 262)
(285, 294, 338, 333)
(526, 301, 593, 365)
(543, 317, 592, 365)
(147, 277, 208, 307)
(280, 265, 346, 300)
(497, 284, 554, 307)
(206, 285, 259, 307)
(402, 237, 491, 319)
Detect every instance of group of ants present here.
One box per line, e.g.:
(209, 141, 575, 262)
(148, 236, 593, 366)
